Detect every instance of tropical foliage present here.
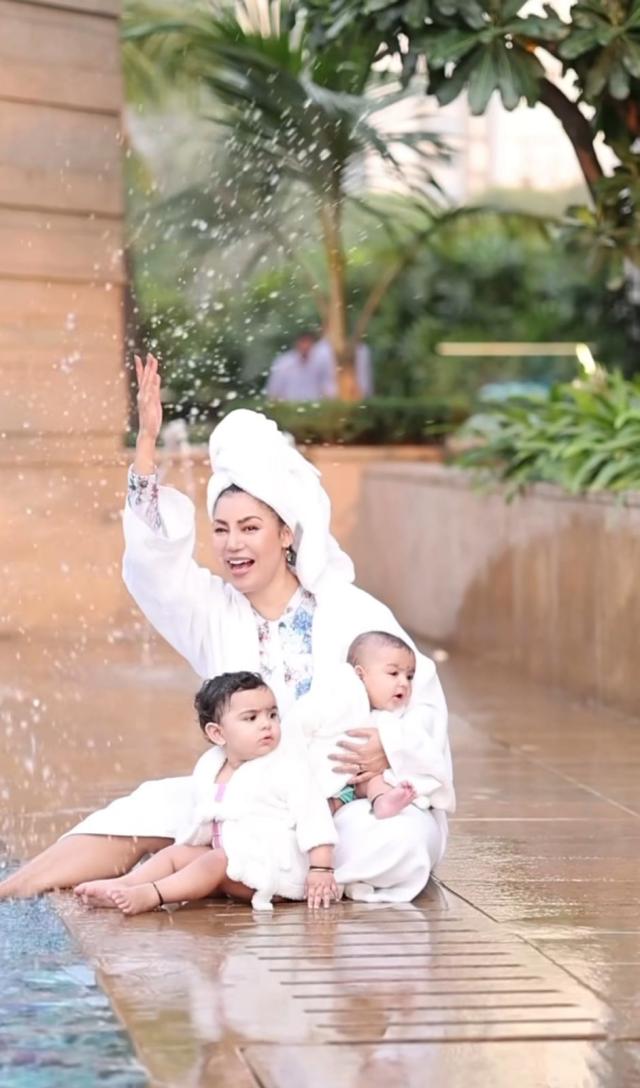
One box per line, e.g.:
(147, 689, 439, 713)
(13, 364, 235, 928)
(133, 204, 638, 417)
(455, 369, 640, 496)
(306, 0, 640, 282)
(122, 0, 450, 398)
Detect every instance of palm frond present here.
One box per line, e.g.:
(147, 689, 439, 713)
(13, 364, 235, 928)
(123, 0, 446, 199)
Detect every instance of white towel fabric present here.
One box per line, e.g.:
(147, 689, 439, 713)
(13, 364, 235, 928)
(284, 662, 370, 800)
(174, 744, 337, 912)
(206, 409, 354, 592)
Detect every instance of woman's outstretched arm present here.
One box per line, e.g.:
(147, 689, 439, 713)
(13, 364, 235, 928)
(123, 353, 225, 678)
(127, 354, 167, 534)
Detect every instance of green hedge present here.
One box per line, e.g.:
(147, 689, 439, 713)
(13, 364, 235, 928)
(153, 396, 470, 447)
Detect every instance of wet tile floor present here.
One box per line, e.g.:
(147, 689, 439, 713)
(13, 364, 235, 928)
(0, 863, 146, 1088)
(1, 636, 640, 1086)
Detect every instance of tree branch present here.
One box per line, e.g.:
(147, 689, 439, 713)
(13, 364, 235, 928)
(352, 218, 441, 345)
(538, 78, 604, 200)
(351, 255, 413, 347)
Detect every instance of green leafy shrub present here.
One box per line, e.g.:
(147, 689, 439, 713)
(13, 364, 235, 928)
(455, 370, 640, 497)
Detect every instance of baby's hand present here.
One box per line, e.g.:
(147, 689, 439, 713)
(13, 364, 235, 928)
(305, 868, 339, 910)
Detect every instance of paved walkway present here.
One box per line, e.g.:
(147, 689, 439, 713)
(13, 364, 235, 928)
(1, 638, 639, 1086)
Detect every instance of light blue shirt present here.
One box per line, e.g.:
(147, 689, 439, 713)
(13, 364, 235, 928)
(266, 349, 336, 401)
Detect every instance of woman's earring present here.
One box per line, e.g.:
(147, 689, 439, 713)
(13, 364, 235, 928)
(285, 545, 296, 567)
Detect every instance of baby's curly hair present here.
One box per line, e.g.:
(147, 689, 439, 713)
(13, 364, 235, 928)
(194, 671, 269, 733)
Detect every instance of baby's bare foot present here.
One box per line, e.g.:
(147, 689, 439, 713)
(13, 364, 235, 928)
(372, 782, 417, 819)
(110, 883, 162, 916)
(74, 879, 127, 907)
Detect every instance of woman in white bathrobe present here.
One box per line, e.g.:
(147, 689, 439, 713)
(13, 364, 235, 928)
(0, 354, 454, 903)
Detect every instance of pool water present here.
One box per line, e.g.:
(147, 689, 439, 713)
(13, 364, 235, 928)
(0, 864, 148, 1088)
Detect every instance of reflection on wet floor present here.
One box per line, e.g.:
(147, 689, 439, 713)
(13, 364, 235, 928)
(0, 863, 146, 1088)
(2, 635, 640, 1086)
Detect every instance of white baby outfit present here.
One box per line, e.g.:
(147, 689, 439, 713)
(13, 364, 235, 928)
(174, 742, 337, 911)
(286, 663, 456, 812)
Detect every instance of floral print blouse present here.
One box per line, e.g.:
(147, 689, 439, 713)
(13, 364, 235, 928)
(127, 468, 316, 702)
(252, 587, 315, 701)
(128, 467, 165, 535)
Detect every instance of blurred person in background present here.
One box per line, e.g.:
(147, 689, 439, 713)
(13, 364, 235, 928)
(266, 331, 335, 401)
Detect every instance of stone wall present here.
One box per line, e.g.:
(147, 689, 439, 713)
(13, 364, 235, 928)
(304, 445, 442, 560)
(352, 463, 639, 714)
(0, 0, 131, 636)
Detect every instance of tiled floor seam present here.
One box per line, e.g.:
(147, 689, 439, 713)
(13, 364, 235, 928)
(440, 705, 637, 1041)
(503, 751, 640, 820)
(437, 882, 633, 1045)
(434, 880, 616, 1030)
(449, 708, 640, 821)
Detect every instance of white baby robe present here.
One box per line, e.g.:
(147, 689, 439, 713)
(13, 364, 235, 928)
(174, 744, 337, 911)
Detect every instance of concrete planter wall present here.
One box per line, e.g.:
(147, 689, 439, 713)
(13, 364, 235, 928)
(351, 463, 640, 715)
(304, 445, 443, 560)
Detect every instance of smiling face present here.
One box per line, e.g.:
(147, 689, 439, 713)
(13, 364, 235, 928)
(204, 685, 281, 764)
(355, 643, 416, 712)
(212, 489, 293, 595)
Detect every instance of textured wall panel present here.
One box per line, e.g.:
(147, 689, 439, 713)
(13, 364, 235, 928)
(0, 0, 122, 112)
(0, 101, 123, 213)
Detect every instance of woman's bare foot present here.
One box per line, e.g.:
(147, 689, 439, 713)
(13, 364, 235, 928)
(110, 883, 162, 916)
(74, 878, 130, 907)
(372, 782, 417, 819)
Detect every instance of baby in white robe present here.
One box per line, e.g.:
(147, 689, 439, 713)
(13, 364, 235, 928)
(289, 631, 453, 819)
(75, 672, 338, 914)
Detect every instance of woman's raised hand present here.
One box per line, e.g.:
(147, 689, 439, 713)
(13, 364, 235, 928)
(135, 353, 163, 443)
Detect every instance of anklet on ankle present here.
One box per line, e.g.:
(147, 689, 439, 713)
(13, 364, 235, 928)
(151, 881, 164, 907)
(370, 794, 385, 811)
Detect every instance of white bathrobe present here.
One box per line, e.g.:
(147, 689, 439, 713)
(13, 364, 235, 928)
(174, 744, 337, 911)
(67, 484, 453, 903)
(287, 662, 456, 812)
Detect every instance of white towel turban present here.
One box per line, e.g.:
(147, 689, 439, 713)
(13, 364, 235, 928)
(206, 409, 355, 592)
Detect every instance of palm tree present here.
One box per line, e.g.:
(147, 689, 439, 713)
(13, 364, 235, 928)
(123, 0, 449, 398)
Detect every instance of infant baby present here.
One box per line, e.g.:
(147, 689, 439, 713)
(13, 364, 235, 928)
(340, 631, 419, 817)
(75, 671, 339, 914)
(290, 630, 436, 819)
